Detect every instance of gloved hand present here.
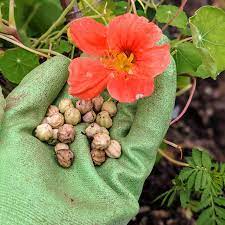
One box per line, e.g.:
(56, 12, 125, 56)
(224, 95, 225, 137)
(0, 55, 176, 225)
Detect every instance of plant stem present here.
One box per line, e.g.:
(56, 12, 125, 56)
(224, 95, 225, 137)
(36, 48, 65, 57)
(50, 24, 69, 42)
(9, 0, 16, 28)
(176, 84, 192, 96)
(0, 33, 50, 58)
(162, 0, 188, 31)
(21, 3, 41, 31)
(131, 0, 137, 15)
(33, 0, 76, 48)
(70, 45, 75, 59)
(60, 0, 82, 22)
(158, 149, 189, 167)
(81, 0, 107, 24)
(163, 138, 183, 159)
(170, 76, 196, 126)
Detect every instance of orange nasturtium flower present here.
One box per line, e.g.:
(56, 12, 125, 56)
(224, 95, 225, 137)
(68, 13, 170, 103)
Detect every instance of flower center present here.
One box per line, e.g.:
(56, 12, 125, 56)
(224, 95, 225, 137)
(101, 51, 135, 74)
(112, 52, 134, 73)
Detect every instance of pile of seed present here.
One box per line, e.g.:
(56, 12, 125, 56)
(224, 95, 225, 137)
(34, 96, 121, 168)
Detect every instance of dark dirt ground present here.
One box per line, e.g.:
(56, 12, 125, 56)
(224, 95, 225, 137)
(129, 0, 225, 225)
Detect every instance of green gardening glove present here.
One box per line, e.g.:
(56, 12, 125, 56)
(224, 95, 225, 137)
(0, 55, 176, 225)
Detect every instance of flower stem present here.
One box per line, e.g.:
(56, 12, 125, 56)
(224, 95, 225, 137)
(50, 24, 69, 42)
(81, 0, 107, 24)
(162, 0, 188, 31)
(36, 48, 65, 57)
(176, 84, 192, 96)
(131, 0, 137, 15)
(158, 149, 189, 167)
(8, 0, 16, 28)
(163, 138, 183, 159)
(33, 0, 76, 48)
(0, 33, 50, 58)
(170, 75, 196, 126)
(70, 45, 75, 59)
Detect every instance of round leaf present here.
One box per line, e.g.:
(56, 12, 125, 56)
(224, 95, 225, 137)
(190, 6, 225, 74)
(156, 5, 188, 29)
(0, 48, 39, 84)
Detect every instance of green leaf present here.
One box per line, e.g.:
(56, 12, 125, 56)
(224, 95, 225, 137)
(156, 5, 188, 29)
(190, 6, 225, 76)
(186, 156, 197, 167)
(179, 168, 194, 181)
(197, 198, 211, 211)
(54, 40, 72, 54)
(173, 42, 217, 78)
(137, 9, 145, 17)
(215, 206, 225, 219)
(192, 149, 203, 166)
(195, 170, 203, 191)
(174, 42, 202, 75)
(220, 164, 225, 174)
(28, 0, 62, 36)
(177, 76, 191, 89)
(80, 0, 115, 22)
(195, 48, 217, 79)
(214, 197, 225, 207)
(0, 48, 39, 84)
(161, 189, 174, 206)
(113, 1, 127, 16)
(167, 189, 176, 206)
(0, 0, 62, 37)
(202, 151, 212, 170)
(180, 190, 190, 207)
(201, 171, 208, 189)
(216, 218, 225, 225)
(197, 208, 213, 225)
(187, 171, 197, 189)
(201, 188, 211, 203)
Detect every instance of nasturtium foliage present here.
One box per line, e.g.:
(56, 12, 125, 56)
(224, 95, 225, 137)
(174, 42, 217, 79)
(174, 42, 202, 75)
(79, 0, 115, 22)
(28, 0, 62, 36)
(190, 6, 225, 76)
(113, 1, 128, 15)
(0, 48, 39, 84)
(156, 5, 188, 29)
(54, 40, 72, 54)
(177, 76, 191, 89)
(0, 0, 27, 28)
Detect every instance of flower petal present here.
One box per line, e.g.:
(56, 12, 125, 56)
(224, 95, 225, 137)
(68, 17, 108, 56)
(107, 76, 154, 103)
(107, 13, 162, 54)
(135, 44, 171, 78)
(68, 58, 110, 100)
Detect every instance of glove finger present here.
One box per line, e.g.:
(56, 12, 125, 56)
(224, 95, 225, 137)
(3, 56, 70, 130)
(110, 102, 137, 141)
